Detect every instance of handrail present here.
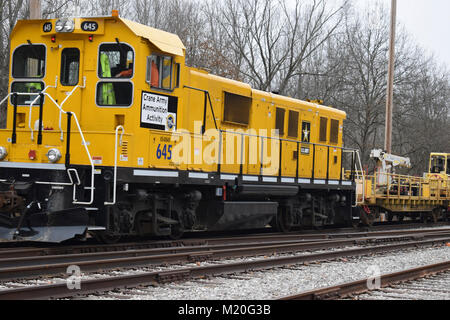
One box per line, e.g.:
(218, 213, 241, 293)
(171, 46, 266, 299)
(355, 150, 365, 206)
(105, 125, 125, 206)
(0, 88, 94, 205)
(28, 77, 58, 141)
(366, 171, 450, 201)
(57, 77, 86, 141)
(40, 91, 95, 205)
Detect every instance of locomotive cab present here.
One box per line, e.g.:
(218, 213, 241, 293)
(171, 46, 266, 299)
(0, 14, 187, 242)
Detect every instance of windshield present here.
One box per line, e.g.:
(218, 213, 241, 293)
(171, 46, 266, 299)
(430, 156, 445, 174)
(12, 44, 46, 78)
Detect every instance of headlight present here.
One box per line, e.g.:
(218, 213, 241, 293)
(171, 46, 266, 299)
(46, 149, 62, 163)
(0, 147, 7, 160)
(55, 19, 74, 33)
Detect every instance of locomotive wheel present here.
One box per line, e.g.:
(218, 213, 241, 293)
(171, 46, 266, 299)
(169, 222, 184, 240)
(431, 209, 442, 223)
(360, 207, 375, 226)
(169, 211, 185, 240)
(276, 206, 293, 233)
(387, 211, 394, 222)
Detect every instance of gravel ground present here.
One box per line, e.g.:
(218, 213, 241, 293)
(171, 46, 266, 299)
(353, 271, 450, 300)
(1, 234, 449, 300)
(74, 245, 450, 300)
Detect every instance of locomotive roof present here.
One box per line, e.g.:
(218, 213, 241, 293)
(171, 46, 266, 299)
(119, 18, 186, 57)
(12, 16, 186, 57)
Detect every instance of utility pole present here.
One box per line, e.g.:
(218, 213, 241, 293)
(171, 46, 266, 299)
(384, 0, 397, 154)
(30, 0, 42, 19)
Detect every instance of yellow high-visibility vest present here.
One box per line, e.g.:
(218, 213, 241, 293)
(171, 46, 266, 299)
(25, 82, 42, 92)
(100, 53, 116, 105)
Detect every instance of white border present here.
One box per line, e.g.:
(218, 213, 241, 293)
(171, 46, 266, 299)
(221, 174, 238, 181)
(0, 162, 65, 170)
(133, 169, 179, 178)
(189, 172, 209, 179)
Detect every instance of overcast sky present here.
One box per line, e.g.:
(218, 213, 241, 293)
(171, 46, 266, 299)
(355, 0, 450, 68)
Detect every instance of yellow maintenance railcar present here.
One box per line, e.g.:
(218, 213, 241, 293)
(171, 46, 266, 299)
(0, 13, 363, 242)
(358, 153, 449, 225)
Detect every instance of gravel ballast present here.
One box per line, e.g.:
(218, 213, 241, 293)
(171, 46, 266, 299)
(77, 245, 450, 300)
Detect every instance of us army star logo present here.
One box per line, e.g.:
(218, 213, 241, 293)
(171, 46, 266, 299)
(303, 129, 309, 142)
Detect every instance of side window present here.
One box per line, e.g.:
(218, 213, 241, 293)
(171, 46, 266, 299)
(275, 108, 285, 137)
(319, 117, 328, 142)
(288, 110, 299, 138)
(61, 48, 80, 86)
(12, 44, 46, 78)
(97, 43, 134, 107)
(147, 54, 173, 90)
(330, 119, 339, 144)
(223, 92, 251, 125)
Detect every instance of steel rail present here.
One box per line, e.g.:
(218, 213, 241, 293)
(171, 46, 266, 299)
(0, 237, 448, 300)
(2, 233, 442, 281)
(279, 260, 450, 300)
(1, 227, 449, 260)
(1, 232, 448, 272)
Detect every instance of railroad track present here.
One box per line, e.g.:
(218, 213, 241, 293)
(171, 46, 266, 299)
(280, 260, 450, 300)
(0, 231, 448, 300)
(0, 221, 447, 252)
(1, 225, 449, 260)
(353, 271, 450, 300)
(0, 228, 448, 281)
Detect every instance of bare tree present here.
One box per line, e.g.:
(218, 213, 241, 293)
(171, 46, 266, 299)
(0, 0, 26, 127)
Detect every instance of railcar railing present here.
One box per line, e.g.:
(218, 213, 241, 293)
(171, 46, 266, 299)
(364, 172, 450, 202)
(166, 128, 365, 205)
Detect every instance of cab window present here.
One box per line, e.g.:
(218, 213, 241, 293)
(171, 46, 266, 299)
(61, 48, 80, 86)
(98, 43, 134, 78)
(430, 156, 445, 174)
(12, 44, 46, 78)
(97, 42, 134, 107)
(11, 82, 44, 105)
(96, 82, 133, 107)
(147, 55, 173, 90)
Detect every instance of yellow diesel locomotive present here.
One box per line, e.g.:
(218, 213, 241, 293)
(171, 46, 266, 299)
(0, 13, 363, 242)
